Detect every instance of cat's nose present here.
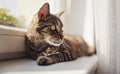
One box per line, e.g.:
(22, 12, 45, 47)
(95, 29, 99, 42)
(58, 34, 63, 40)
(55, 34, 63, 40)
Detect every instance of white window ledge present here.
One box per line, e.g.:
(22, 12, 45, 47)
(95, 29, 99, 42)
(0, 25, 27, 60)
(0, 25, 27, 36)
(0, 55, 97, 74)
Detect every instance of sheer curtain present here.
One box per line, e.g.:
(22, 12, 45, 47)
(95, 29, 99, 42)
(94, 0, 120, 74)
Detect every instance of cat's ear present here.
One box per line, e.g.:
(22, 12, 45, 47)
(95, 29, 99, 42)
(55, 11, 65, 17)
(38, 3, 50, 20)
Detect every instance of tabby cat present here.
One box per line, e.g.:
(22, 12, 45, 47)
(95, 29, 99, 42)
(25, 3, 95, 65)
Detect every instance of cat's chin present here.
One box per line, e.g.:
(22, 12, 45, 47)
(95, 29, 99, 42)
(45, 39, 63, 46)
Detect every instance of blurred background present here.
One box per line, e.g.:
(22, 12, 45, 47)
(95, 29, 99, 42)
(0, 0, 94, 47)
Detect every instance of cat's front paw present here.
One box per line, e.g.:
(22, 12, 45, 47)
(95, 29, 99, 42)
(37, 56, 53, 65)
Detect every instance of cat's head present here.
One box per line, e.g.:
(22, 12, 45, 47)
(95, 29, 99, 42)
(34, 3, 64, 46)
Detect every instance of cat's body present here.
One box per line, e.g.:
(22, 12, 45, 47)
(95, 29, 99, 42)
(25, 3, 95, 65)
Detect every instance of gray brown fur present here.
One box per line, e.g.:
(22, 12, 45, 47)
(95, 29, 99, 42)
(25, 3, 95, 65)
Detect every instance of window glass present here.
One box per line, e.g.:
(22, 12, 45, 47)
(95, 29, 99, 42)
(0, 0, 55, 28)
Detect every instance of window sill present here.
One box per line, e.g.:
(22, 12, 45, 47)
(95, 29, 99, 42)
(0, 25, 27, 60)
(0, 25, 27, 36)
(0, 55, 97, 74)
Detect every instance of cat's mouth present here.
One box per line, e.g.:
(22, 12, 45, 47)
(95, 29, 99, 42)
(45, 38, 63, 46)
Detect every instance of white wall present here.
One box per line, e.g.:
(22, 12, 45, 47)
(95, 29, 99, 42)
(64, 0, 94, 47)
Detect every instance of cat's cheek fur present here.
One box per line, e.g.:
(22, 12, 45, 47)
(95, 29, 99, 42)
(45, 38, 63, 46)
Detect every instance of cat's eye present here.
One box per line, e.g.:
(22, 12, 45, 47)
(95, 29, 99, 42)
(51, 25, 55, 30)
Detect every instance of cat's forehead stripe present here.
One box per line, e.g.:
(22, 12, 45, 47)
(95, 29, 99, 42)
(47, 15, 61, 25)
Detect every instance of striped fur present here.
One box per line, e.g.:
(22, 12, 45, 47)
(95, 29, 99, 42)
(25, 3, 95, 65)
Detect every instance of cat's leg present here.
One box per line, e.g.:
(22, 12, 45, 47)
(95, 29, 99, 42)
(37, 51, 77, 65)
